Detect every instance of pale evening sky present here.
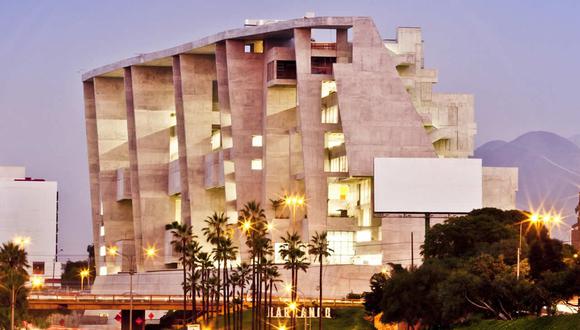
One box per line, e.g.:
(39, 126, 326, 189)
(0, 0, 578, 258)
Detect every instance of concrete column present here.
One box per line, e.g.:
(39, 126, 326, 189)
(173, 54, 225, 246)
(294, 28, 326, 236)
(94, 77, 134, 272)
(125, 65, 176, 271)
(83, 80, 103, 271)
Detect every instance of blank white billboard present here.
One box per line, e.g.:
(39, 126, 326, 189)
(374, 158, 482, 213)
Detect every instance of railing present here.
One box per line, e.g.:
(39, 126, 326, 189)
(311, 43, 337, 50)
(28, 293, 188, 303)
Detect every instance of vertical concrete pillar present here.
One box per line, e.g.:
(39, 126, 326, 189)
(125, 65, 176, 270)
(294, 28, 327, 236)
(83, 80, 103, 271)
(173, 54, 225, 245)
(94, 77, 134, 272)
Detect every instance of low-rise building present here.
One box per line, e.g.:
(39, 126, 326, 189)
(0, 166, 61, 285)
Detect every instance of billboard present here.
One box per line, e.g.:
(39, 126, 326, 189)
(374, 158, 482, 213)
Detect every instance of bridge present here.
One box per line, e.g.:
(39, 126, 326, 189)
(28, 292, 363, 311)
(28, 293, 201, 311)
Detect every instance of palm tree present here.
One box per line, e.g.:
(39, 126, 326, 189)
(308, 232, 333, 330)
(0, 242, 30, 330)
(263, 262, 281, 330)
(279, 231, 309, 330)
(202, 212, 229, 327)
(197, 252, 213, 323)
(185, 240, 202, 321)
(165, 221, 194, 326)
(216, 235, 238, 330)
(238, 201, 268, 329)
(236, 262, 251, 329)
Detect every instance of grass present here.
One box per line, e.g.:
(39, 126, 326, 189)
(455, 314, 580, 330)
(206, 307, 374, 330)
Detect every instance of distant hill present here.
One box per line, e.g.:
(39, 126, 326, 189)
(475, 131, 580, 241)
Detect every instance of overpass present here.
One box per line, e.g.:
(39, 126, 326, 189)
(27, 293, 202, 311)
(28, 292, 363, 311)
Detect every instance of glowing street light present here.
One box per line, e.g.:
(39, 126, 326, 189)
(30, 276, 44, 289)
(144, 246, 158, 258)
(241, 219, 252, 233)
(266, 222, 274, 232)
(284, 193, 306, 231)
(12, 236, 31, 248)
(79, 268, 90, 291)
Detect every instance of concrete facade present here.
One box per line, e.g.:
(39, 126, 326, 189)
(82, 16, 518, 297)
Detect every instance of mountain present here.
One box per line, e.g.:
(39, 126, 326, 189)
(569, 134, 580, 148)
(475, 131, 580, 241)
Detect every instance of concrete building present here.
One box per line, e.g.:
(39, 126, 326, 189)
(0, 166, 61, 285)
(82, 16, 517, 297)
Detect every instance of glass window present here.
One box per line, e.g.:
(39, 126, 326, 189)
(327, 231, 355, 264)
(252, 135, 263, 147)
(274, 242, 285, 264)
(99, 245, 106, 257)
(99, 225, 105, 237)
(356, 230, 372, 242)
(251, 159, 263, 170)
(99, 266, 108, 276)
(324, 132, 344, 148)
(169, 126, 179, 162)
(32, 262, 45, 275)
(211, 129, 221, 150)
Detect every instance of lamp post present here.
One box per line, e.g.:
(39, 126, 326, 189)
(0, 276, 44, 330)
(516, 212, 561, 279)
(80, 268, 90, 291)
(108, 245, 158, 330)
(284, 194, 305, 232)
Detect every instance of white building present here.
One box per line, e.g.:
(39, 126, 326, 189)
(0, 166, 61, 284)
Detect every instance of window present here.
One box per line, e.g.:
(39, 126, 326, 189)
(100, 225, 105, 237)
(32, 262, 45, 275)
(329, 156, 348, 172)
(169, 126, 179, 161)
(211, 129, 221, 150)
(244, 44, 253, 53)
(311, 57, 336, 75)
(252, 135, 263, 147)
(321, 104, 339, 124)
(324, 132, 344, 148)
(99, 245, 106, 257)
(251, 159, 263, 170)
(327, 231, 355, 264)
(174, 196, 182, 223)
(99, 266, 108, 276)
(356, 230, 372, 242)
(212, 80, 219, 112)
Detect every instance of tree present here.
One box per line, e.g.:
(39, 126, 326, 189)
(238, 201, 269, 329)
(308, 231, 333, 330)
(422, 208, 524, 261)
(0, 242, 30, 330)
(279, 231, 309, 330)
(166, 221, 194, 326)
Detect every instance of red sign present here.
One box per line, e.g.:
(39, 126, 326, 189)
(114, 313, 122, 322)
(148, 312, 155, 320)
(135, 317, 144, 325)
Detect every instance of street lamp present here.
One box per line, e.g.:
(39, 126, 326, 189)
(284, 194, 305, 231)
(0, 276, 44, 330)
(79, 268, 90, 291)
(108, 244, 157, 330)
(516, 212, 562, 279)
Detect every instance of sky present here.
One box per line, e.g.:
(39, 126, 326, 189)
(0, 1, 579, 259)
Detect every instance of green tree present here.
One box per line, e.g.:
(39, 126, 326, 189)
(279, 231, 309, 330)
(308, 231, 333, 330)
(0, 242, 30, 330)
(166, 221, 194, 326)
